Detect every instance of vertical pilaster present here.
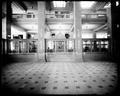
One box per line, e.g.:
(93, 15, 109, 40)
(111, 1, 120, 62)
(6, 0, 12, 54)
(93, 32, 97, 52)
(74, 1, 82, 61)
(37, 1, 45, 61)
(106, 8, 112, 55)
(64, 40, 65, 52)
(55, 41, 56, 52)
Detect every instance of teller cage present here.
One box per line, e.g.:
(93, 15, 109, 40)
(46, 39, 75, 53)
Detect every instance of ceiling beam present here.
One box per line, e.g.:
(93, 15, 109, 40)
(46, 18, 73, 24)
(82, 19, 107, 24)
(50, 29, 69, 31)
(81, 10, 106, 15)
(93, 23, 107, 32)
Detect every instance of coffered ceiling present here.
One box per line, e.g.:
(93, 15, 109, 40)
(10, 1, 109, 34)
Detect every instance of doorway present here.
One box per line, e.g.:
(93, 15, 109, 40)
(56, 41, 65, 52)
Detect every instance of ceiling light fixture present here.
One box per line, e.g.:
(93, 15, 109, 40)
(80, 1, 95, 9)
(53, 1, 66, 8)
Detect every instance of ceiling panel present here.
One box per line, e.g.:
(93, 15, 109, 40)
(11, 1, 108, 34)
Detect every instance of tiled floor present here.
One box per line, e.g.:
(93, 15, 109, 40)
(1, 62, 118, 95)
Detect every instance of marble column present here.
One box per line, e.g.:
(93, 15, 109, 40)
(74, 1, 82, 61)
(37, 1, 46, 61)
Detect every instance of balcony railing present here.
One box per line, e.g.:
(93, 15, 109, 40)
(12, 14, 37, 19)
(12, 13, 106, 22)
(12, 13, 73, 20)
(46, 13, 73, 19)
(82, 14, 107, 21)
